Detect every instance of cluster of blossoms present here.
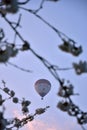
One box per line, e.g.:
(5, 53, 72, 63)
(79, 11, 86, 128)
(0, 0, 59, 15)
(57, 80, 87, 127)
(73, 61, 87, 75)
(58, 40, 83, 56)
(0, 80, 50, 130)
(58, 40, 87, 75)
(0, 0, 19, 15)
(0, 0, 87, 130)
(0, 31, 30, 63)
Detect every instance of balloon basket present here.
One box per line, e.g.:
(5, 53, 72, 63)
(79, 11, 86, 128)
(41, 97, 44, 100)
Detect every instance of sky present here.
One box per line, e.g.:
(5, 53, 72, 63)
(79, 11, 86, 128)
(0, 0, 87, 130)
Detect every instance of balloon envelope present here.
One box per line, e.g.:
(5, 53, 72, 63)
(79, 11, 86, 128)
(34, 79, 51, 98)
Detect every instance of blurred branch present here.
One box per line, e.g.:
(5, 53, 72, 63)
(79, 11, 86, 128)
(19, 6, 77, 43)
(0, 1, 86, 130)
(7, 61, 32, 73)
(18, 0, 30, 5)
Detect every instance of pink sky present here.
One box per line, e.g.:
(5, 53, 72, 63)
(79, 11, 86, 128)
(13, 110, 78, 130)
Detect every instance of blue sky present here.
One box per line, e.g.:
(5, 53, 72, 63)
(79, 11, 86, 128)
(0, 0, 87, 130)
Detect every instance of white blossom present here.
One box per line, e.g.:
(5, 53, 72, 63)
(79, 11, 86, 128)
(58, 41, 82, 56)
(0, 0, 19, 14)
(73, 61, 87, 75)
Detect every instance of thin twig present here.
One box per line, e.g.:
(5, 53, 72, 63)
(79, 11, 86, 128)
(81, 125, 87, 130)
(18, 0, 30, 5)
(4, 16, 24, 42)
(7, 61, 32, 73)
(19, 6, 75, 42)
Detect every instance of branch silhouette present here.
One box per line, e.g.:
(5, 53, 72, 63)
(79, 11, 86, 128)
(0, 1, 87, 130)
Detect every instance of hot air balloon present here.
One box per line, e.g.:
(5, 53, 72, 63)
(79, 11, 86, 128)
(34, 79, 51, 100)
